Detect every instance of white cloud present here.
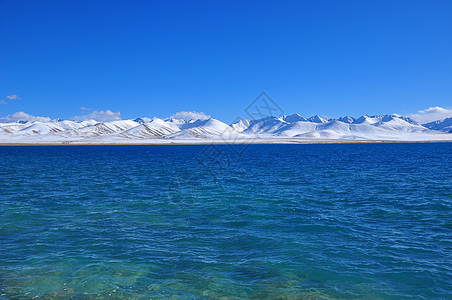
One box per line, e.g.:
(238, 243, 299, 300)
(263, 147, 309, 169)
(409, 106, 452, 124)
(0, 100, 6, 105)
(6, 95, 21, 100)
(0, 112, 51, 123)
(74, 109, 121, 122)
(170, 111, 210, 121)
(80, 106, 92, 111)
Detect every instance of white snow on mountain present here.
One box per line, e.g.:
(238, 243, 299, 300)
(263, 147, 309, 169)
(0, 122, 29, 134)
(231, 119, 251, 133)
(168, 118, 240, 139)
(423, 117, 452, 133)
(133, 117, 153, 124)
(238, 116, 288, 136)
(274, 121, 318, 137)
(120, 118, 180, 138)
(0, 112, 451, 144)
(307, 115, 329, 123)
(282, 113, 308, 123)
(338, 116, 355, 124)
(16, 122, 67, 136)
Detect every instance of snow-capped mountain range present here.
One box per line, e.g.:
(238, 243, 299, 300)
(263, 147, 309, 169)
(1, 113, 452, 144)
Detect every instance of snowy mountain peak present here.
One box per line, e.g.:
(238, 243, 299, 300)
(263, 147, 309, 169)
(283, 113, 308, 123)
(423, 117, 452, 133)
(231, 119, 251, 133)
(133, 117, 153, 124)
(1, 112, 452, 143)
(352, 114, 419, 125)
(338, 116, 355, 124)
(307, 115, 328, 123)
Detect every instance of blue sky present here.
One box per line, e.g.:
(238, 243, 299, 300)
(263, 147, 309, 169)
(0, 0, 451, 123)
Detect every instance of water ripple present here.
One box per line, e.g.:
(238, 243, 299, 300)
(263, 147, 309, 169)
(0, 144, 451, 299)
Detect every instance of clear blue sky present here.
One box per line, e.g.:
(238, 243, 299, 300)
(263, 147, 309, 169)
(1, 0, 451, 122)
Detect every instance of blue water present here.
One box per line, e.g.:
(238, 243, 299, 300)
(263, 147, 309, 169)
(0, 144, 451, 299)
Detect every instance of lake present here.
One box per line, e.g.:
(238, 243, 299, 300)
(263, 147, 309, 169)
(0, 143, 451, 299)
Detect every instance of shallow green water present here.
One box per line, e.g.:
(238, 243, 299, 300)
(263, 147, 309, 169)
(0, 144, 451, 299)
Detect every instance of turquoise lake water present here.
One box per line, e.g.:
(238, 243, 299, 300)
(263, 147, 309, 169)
(0, 144, 451, 299)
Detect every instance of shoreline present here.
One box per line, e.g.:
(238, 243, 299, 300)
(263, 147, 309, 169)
(1, 139, 452, 146)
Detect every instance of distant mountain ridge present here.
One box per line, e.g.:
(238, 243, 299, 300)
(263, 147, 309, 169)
(423, 117, 452, 133)
(1, 113, 451, 143)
